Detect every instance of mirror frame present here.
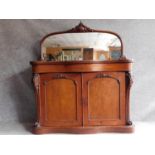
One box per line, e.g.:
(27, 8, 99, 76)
(40, 22, 124, 61)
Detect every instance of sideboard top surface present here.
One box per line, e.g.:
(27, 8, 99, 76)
(30, 60, 133, 73)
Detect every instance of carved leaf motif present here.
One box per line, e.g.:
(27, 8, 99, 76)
(95, 73, 120, 84)
(96, 73, 110, 78)
(68, 22, 94, 33)
(52, 74, 66, 79)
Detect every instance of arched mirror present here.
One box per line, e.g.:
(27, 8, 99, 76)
(41, 22, 123, 61)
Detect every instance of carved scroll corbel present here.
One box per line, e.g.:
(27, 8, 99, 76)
(125, 72, 133, 125)
(34, 121, 40, 128)
(33, 73, 40, 93)
(32, 73, 41, 128)
(126, 72, 133, 87)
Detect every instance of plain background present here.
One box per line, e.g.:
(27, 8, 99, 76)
(1, 1, 155, 154)
(0, 19, 154, 124)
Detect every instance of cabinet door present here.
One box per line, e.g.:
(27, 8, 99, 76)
(82, 72, 126, 126)
(40, 73, 82, 127)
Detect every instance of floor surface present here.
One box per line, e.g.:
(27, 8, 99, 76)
(0, 122, 155, 155)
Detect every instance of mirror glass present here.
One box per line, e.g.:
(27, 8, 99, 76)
(41, 32, 122, 61)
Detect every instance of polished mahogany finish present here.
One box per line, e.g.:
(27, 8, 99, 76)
(31, 60, 132, 73)
(30, 60, 134, 134)
(30, 23, 134, 134)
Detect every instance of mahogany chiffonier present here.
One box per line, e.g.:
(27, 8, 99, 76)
(30, 22, 134, 134)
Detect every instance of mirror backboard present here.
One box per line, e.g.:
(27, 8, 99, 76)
(41, 23, 123, 61)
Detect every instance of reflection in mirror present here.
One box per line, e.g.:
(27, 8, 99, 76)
(41, 32, 122, 61)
